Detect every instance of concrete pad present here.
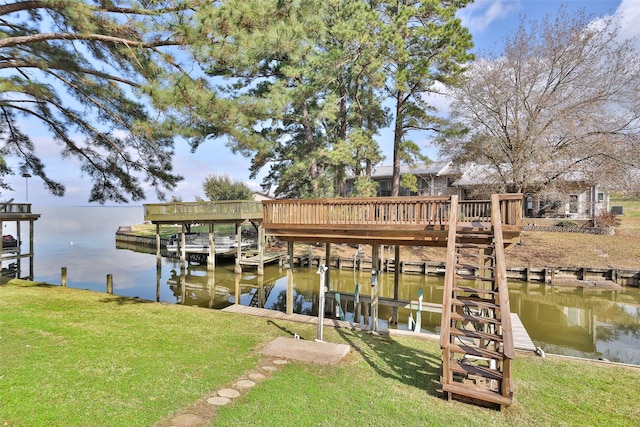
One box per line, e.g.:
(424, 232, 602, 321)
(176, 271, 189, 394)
(260, 337, 351, 365)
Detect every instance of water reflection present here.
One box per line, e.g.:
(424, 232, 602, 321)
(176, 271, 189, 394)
(165, 262, 640, 365)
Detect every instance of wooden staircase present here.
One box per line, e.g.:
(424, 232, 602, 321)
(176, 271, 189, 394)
(439, 195, 515, 409)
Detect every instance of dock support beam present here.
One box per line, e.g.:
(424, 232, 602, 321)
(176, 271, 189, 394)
(234, 223, 242, 274)
(286, 241, 294, 315)
(392, 245, 400, 325)
(371, 244, 379, 332)
(257, 223, 264, 276)
(207, 224, 216, 272)
(325, 243, 331, 290)
(180, 224, 186, 267)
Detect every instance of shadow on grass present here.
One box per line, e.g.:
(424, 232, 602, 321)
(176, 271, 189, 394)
(335, 327, 442, 394)
(97, 295, 155, 305)
(266, 319, 299, 337)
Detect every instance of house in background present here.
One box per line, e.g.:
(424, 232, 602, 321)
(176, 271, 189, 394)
(345, 161, 460, 197)
(453, 163, 610, 220)
(346, 161, 609, 221)
(252, 192, 274, 202)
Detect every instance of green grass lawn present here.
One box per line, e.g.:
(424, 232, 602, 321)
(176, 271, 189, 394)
(2, 282, 639, 426)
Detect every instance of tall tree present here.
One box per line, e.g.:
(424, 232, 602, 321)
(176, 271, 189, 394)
(442, 8, 640, 194)
(0, 0, 211, 203)
(190, 0, 388, 199)
(378, 0, 473, 196)
(201, 174, 252, 201)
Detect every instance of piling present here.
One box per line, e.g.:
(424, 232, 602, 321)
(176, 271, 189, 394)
(61, 267, 67, 287)
(107, 274, 113, 294)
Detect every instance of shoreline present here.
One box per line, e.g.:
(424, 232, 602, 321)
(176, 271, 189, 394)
(115, 229, 640, 288)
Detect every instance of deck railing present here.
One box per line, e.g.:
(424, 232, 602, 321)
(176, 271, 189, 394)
(144, 201, 263, 222)
(0, 203, 32, 214)
(263, 195, 522, 228)
(143, 195, 522, 228)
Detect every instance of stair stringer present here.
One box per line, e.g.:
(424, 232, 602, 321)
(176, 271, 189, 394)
(439, 195, 514, 409)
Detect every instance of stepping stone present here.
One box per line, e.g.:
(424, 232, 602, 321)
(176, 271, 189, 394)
(235, 379, 256, 389)
(273, 359, 289, 365)
(248, 373, 266, 381)
(218, 388, 240, 399)
(169, 413, 204, 426)
(261, 365, 278, 371)
(207, 396, 231, 406)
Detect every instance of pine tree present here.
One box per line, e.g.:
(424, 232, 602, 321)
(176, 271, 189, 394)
(0, 0, 210, 203)
(377, 0, 473, 196)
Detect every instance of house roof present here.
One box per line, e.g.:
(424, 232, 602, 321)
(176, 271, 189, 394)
(368, 161, 455, 179)
(453, 163, 593, 187)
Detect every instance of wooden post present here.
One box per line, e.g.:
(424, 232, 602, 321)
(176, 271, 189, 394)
(234, 273, 240, 305)
(180, 224, 186, 266)
(317, 264, 328, 342)
(258, 274, 265, 308)
(371, 244, 379, 332)
(29, 219, 35, 279)
(106, 274, 113, 294)
(286, 267, 294, 315)
(207, 270, 216, 309)
(155, 223, 161, 259)
(392, 245, 400, 325)
(234, 223, 242, 274)
(207, 223, 216, 272)
(286, 241, 294, 315)
(155, 262, 162, 302)
(61, 267, 67, 287)
(257, 223, 264, 277)
(325, 243, 331, 290)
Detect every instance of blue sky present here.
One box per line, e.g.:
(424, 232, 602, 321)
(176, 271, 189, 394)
(5, 0, 636, 206)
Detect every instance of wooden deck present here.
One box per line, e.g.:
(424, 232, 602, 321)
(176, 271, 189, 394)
(143, 195, 523, 247)
(143, 200, 263, 224)
(220, 304, 536, 353)
(262, 195, 523, 246)
(510, 312, 537, 352)
(239, 251, 285, 267)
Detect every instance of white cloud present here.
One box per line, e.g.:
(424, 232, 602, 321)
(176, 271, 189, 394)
(457, 0, 521, 34)
(615, 0, 640, 49)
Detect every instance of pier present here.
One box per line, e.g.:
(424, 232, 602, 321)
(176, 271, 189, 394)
(145, 195, 527, 407)
(0, 202, 40, 281)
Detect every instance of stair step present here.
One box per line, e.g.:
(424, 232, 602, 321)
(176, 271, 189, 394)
(450, 360, 503, 381)
(451, 311, 500, 326)
(453, 297, 499, 310)
(450, 327, 503, 342)
(456, 263, 494, 271)
(455, 251, 495, 260)
(456, 242, 493, 249)
(455, 273, 495, 283)
(453, 286, 498, 295)
(448, 343, 504, 360)
(442, 381, 511, 406)
(457, 233, 493, 240)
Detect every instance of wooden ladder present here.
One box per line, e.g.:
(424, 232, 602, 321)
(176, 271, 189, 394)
(439, 195, 515, 410)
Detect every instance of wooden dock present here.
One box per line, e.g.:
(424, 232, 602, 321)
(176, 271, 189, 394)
(239, 251, 285, 267)
(220, 304, 537, 353)
(510, 312, 537, 352)
(221, 304, 371, 331)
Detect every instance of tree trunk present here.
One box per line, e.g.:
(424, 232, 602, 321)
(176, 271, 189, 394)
(392, 90, 404, 197)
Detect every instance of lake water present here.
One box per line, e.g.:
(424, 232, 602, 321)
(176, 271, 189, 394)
(11, 206, 640, 365)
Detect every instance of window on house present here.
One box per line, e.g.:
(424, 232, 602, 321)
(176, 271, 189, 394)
(378, 180, 391, 197)
(598, 192, 604, 202)
(446, 177, 455, 188)
(569, 194, 578, 214)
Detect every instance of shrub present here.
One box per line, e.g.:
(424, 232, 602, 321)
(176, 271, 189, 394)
(555, 220, 577, 227)
(595, 211, 621, 227)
